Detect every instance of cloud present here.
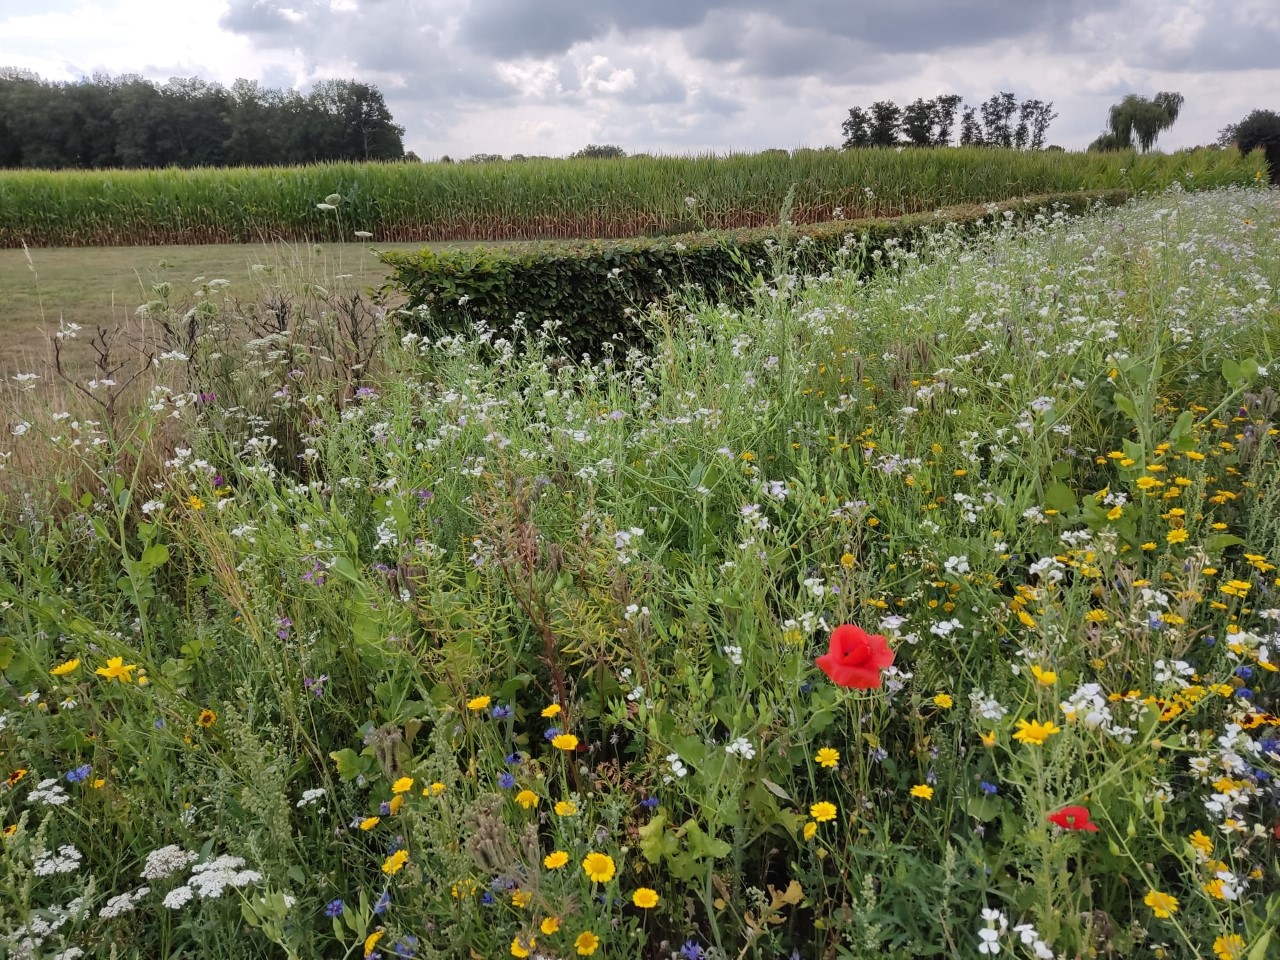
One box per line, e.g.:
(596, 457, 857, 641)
(2, 0, 1277, 157)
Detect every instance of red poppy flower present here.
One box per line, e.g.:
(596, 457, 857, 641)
(1047, 805, 1099, 832)
(816, 624, 895, 689)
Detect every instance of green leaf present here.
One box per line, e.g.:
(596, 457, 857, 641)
(1247, 930, 1272, 960)
(140, 543, 170, 568)
(1114, 393, 1137, 420)
(1204, 534, 1245, 555)
(1043, 481, 1076, 514)
(966, 795, 1001, 822)
(638, 814, 678, 864)
(329, 748, 362, 781)
(1222, 357, 1244, 385)
(681, 819, 732, 860)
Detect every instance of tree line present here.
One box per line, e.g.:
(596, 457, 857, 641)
(0, 69, 406, 169)
(842, 93, 1058, 149)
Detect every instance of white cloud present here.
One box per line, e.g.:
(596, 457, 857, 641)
(1, 0, 1277, 158)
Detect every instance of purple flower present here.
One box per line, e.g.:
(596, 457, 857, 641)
(491, 704, 512, 720)
(480, 891, 495, 905)
(379, 801, 392, 816)
(304, 675, 329, 698)
(979, 781, 998, 796)
(498, 772, 516, 789)
(373, 890, 391, 915)
(544, 727, 561, 741)
(641, 796, 659, 809)
(324, 898, 345, 918)
(505, 752, 522, 765)
(65, 764, 92, 784)
(680, 941, 706, 960)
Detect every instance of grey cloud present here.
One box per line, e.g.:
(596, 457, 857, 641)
(454, 0, 1121, 63)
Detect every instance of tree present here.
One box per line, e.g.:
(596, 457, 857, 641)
(930, 94, 963, 146)
(868, 101, 902, 146)
(980, 92, 1018, 148)
(1221, 109, 1280, 184)
(571, 143, 626, 159)
(0, 68, 407, 168)
(1104, 91, 1184, 152)
(841, 106, 872, 148)
(959, 106, 982, 146)
(901, 98, 935, 146)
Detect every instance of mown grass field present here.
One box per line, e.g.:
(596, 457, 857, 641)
(0, 241, 442, 378)
(1, 186, 1277, 960)
(0, 145, 1264, 246)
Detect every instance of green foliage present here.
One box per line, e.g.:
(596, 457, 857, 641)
(1222, 109, 1280, 185)
(0, 69, 405, 170)
(1, 186, 1279, 960)
(382, 192, 1132, 349)
(0, 146, 1261, 247)
(1102, 92, 1185, 153)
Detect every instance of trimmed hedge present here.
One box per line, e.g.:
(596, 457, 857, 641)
(382, 190, 1132, 349)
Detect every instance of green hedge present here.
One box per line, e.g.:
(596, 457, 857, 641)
(382, 190, 1132, 349)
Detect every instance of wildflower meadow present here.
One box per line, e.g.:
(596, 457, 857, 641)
(2, 185, 1279, 959)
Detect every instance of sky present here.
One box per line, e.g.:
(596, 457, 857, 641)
(1, 0, 1277, 158)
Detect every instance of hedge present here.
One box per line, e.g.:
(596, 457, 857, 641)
(381, 190, 1132, 350)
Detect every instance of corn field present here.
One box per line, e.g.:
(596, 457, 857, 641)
(0, 146, 1264, 246)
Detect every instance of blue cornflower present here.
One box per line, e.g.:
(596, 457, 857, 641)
(498, 772, 516, 789)
(1235, 666, 1254, 680)
(680, 940, 706, 960)
(979, 781, 998, 796)
(324, 898, 344, 918)
(373, 890, 391, 915)
(870, 747, 888, 762)
(505, 752, 522, 765)
(379, 801, 392, 816)
(392, 936, 419, 958)
(1204, 635, 1217, 646)
(480, 891, 495, 905)
(1237, 688, 1254, 699)
(65, 764, 91, 784)
(544, 726, 561, 741)
(641, 796, 659, 809)
(491, 704, 512, 720)
(154, 718, 165, 729)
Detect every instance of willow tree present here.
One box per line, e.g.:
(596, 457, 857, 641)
(1104, 92, 1185, 152)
